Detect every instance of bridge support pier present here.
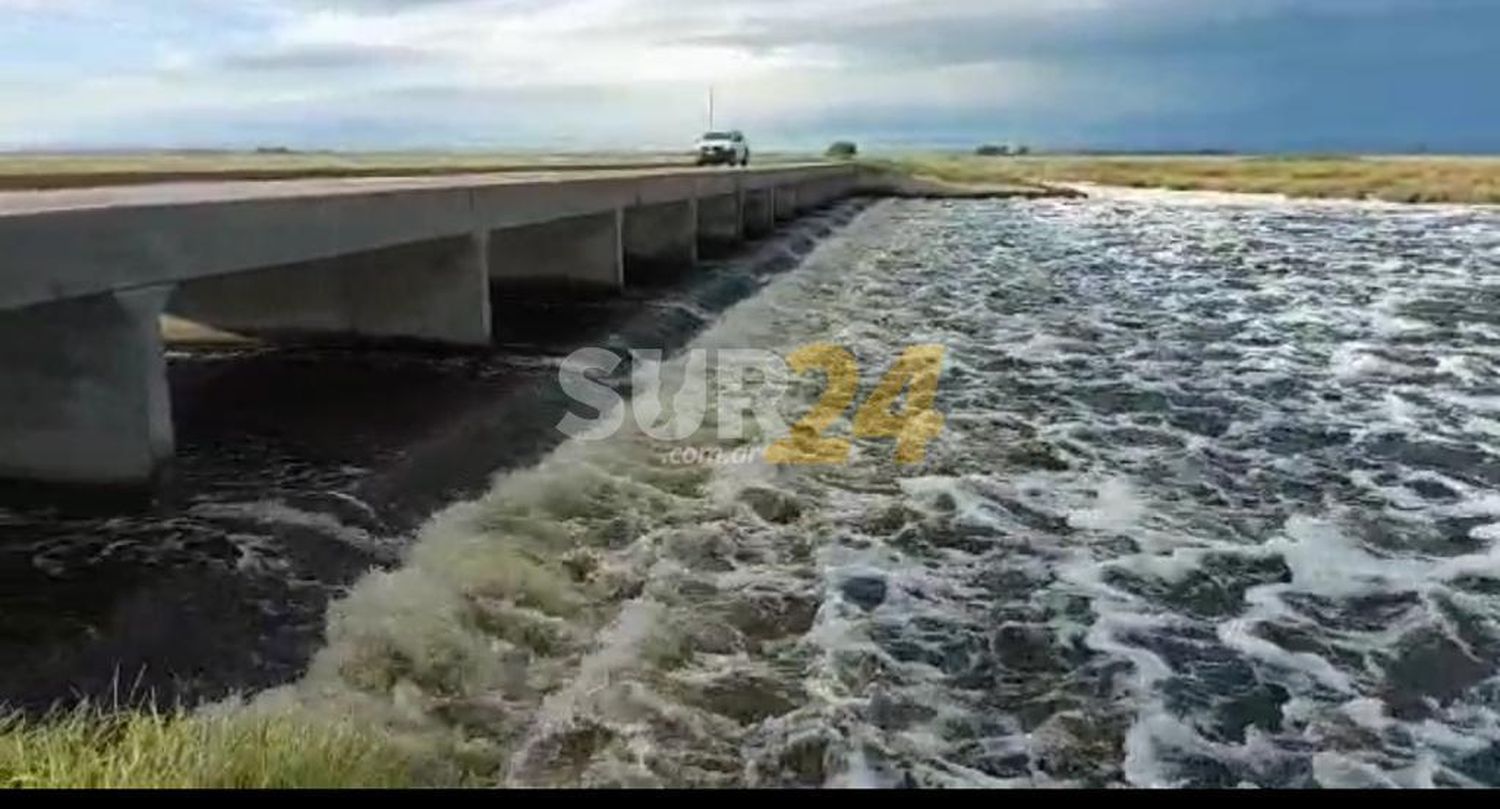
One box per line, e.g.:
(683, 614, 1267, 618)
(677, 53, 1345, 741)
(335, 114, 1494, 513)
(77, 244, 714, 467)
(488, 211, 623, 292)
(623, 199, 697, 285)
(697, 192, 743, 257)
(830, 174, 856, 200)
(742, 189, 775, 238)
(0, 288, 173, 486)
(798, 180, 831, 211)
(171, 232, 493, 346)
(774, 186, 798, 222)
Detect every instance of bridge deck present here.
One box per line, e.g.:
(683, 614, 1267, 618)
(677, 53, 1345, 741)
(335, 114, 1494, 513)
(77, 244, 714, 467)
(0, 164, 838, 216)
(0, 163, 855, 311)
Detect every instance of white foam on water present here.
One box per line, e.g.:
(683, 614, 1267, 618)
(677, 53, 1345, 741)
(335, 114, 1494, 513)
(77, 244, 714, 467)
(188, 499, 405, 559)
(1066, 478, 1146, 534)
(217, 192, 1500, 787)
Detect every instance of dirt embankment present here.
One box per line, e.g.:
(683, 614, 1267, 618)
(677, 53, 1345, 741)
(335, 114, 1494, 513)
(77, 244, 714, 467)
(855, 167, 1085, 200)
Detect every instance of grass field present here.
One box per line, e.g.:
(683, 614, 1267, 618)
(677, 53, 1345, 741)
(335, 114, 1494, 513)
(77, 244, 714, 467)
(0, 704, 459, 789)
(868, 154, 1500, 204)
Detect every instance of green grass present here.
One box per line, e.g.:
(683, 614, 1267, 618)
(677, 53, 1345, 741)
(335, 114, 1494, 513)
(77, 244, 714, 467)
(0, 704, 451, 789)
(868, 154, 1500, 204)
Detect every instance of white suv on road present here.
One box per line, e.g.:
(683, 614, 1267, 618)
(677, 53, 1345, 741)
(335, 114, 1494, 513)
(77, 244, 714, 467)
(695, 130, 750, 167)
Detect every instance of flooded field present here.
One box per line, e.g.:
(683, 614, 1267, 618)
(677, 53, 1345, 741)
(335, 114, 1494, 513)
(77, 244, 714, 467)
(6, 190, 1500, 787)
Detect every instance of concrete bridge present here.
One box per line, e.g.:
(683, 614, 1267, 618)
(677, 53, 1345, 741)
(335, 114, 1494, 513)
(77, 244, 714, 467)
(0, 163, 858, 487)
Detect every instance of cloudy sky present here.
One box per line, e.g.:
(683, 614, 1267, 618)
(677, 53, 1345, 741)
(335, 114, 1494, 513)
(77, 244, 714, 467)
(1, 0, 1496, 152)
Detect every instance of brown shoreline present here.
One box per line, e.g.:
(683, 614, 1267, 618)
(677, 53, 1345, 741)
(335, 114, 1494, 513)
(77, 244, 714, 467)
(867, 155, 1500, 205)
(855, 169, 1085, 200)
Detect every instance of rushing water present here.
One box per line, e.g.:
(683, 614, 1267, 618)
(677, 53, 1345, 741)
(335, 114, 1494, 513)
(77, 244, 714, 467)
(10, 190, 1500, 787)
(0, 208, 852, 710)
(251, 190, 1500, 788)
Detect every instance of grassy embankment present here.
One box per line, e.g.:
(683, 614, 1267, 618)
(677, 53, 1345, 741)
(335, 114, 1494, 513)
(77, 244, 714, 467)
(0, 704, 459, 788)
(868, 154, 1500, 204)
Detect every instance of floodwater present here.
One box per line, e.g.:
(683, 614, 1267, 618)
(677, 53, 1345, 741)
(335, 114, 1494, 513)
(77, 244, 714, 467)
(7, 190, 1500, 787)
(0, 205, 855, 710)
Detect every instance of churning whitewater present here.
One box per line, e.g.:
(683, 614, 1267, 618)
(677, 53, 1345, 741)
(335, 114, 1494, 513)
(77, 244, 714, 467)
(267, 191, 1500, 787)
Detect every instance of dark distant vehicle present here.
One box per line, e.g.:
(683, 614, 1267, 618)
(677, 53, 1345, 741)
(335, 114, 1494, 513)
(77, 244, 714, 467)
(696, 130, 750, 166)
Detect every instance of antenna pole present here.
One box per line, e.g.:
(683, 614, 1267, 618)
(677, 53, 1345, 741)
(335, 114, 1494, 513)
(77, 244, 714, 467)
(708, 86, 715, 130)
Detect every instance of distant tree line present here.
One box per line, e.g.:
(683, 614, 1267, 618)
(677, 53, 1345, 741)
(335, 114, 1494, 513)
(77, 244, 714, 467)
(826, 141, 858, 159)
(975, 143, 1030, 156)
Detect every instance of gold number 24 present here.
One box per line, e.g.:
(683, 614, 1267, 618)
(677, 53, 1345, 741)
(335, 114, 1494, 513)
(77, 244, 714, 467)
(764, 344, 946, 465)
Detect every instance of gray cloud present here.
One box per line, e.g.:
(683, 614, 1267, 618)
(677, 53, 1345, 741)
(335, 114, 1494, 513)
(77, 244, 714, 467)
(286, 0, 554, 12)
(291, 0, 469, 8)
(219, 43, 441, 71)
(3, 0, 1492, 152)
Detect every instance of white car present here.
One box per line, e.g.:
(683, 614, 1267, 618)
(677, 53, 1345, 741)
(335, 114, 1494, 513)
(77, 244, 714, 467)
(695, 130, 750, 167)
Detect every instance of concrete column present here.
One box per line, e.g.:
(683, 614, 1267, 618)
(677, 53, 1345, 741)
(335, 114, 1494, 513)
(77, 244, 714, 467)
(170, 232, 493, 346)
(742, 189, 775, 238)
(795, 181, 821, 213)
(0, 288, 173, 486)
(816, 178, 842, 207)
(622, 199, 697, 286)
(813, 179, 842, 209)
(774, 186, 798, 222)
(830, 174, 855, 200)
(488, 210, 623, 292)
(697, 192, 743, 257)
